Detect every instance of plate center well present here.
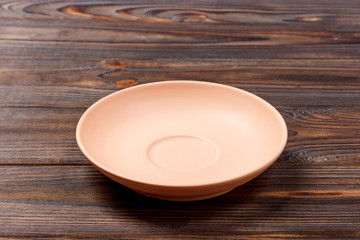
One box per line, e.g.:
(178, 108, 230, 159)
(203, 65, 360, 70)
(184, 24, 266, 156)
(147, 136, 218, 172)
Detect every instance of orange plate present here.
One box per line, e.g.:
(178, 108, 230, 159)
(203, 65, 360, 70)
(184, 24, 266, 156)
(76, 81, 287, 201)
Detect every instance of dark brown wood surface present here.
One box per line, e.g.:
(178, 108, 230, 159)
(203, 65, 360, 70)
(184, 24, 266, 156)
(0, 0, 359, 239)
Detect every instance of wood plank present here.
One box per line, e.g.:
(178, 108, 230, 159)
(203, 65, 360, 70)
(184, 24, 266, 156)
(0, 59, 359, 107)
(0, 0, 359, 57)
(1, 40, 359, 60)
(0, 20, 359, 45)
(279, 108, 360, 166)
(0, 108, 85, 164)
(1, 0, 360, 33)
(0, 165, 358, 238)
(0, 107, 359, 165)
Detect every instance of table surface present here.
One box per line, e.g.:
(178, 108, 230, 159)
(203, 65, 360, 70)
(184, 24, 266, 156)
(1, 0, 359, 239)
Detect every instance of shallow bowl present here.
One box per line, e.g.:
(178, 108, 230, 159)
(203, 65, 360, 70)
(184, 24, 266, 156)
(76, 81, 287, 201)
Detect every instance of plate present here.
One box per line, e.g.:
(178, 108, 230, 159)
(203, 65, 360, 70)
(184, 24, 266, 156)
(76, 81, 287, 201)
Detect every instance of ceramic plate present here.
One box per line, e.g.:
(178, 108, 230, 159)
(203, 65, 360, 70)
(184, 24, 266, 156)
(76, 81, 287, 201)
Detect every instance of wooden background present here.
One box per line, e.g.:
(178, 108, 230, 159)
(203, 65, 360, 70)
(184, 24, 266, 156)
(0, 0, 359, 239)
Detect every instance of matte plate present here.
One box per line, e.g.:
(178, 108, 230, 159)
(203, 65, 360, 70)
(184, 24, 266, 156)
(76, 81, 287, 201)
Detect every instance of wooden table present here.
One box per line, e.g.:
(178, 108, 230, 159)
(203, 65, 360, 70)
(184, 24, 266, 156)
(1, 0, 359, 239)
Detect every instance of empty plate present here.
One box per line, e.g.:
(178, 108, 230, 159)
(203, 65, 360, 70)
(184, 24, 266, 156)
(76, 81, 287, 201)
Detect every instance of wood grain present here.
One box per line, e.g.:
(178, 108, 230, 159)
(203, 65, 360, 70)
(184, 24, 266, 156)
(1, 0, 359, 49)
(0, 108, 84, 164)
(0, 165, 359, 238)
(0, 1, 359, 108)
(0, 58, 359, 107)
(0, 107, 359, 165)
(0, 0, 359, 238)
